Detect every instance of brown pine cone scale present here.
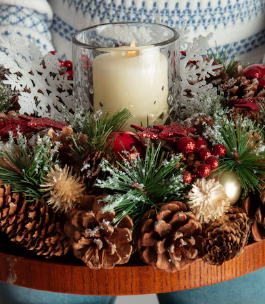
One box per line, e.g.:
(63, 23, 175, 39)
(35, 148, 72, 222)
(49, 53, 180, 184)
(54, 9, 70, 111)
(64, 195, 133, 269)
(202, 207, 250, 266)
(138, 201, 203, 272)
(0, 184, 70, 257)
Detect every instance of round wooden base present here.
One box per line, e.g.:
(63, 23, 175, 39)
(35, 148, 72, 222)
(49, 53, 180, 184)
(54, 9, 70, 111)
(0, 235, 264, 296)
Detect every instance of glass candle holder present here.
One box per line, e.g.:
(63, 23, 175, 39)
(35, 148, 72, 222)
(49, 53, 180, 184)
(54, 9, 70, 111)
(72, 22, 180, 130)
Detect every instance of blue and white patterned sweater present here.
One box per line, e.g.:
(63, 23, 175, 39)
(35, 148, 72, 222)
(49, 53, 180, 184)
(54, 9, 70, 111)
(0, 0, 265, 63)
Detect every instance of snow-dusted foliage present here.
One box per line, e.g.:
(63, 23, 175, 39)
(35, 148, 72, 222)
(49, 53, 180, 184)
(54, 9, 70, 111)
(0, 34, 74, 118)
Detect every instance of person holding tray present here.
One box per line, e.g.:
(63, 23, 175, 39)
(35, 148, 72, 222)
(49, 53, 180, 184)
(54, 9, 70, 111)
(0, 0, 265, 304)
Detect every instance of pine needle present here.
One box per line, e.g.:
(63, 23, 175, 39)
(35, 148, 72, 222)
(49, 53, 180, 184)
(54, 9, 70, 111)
(62, 108, 131, 151)
(0, 83, 13, 112)
(215, 117, 265, 195)
(95, 143, 187, 226)
(0, 132, 60, 200)
(208, 45, 240, 77)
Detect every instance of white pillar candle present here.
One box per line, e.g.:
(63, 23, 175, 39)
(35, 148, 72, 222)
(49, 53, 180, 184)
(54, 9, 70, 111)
(93, 46, 168, 130)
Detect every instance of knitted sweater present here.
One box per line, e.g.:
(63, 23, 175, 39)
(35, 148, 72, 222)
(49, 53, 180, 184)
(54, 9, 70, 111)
(0, 0, 265, 63)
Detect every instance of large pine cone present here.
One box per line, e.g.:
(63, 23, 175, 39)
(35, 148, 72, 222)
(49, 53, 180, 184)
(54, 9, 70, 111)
(64, 195, 133, 269)
(202, 207, 251, 266)
(0, 184, 70, 257)
(244, 192, 265, 241)
(138, 201, 203, 272)
(221, 76, 265, 99)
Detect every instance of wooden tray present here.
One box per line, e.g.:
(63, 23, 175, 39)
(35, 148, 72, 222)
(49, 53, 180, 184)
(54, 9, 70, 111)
(0, 233, 264, 296)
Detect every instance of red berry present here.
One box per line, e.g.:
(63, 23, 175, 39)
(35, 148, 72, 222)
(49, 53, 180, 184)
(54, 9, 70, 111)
(182, 171, 192, 183)
(205, 156, 219, 170)
(176, 137, 196, 154)
(64, 60, 73, 71)
(195, 137, 208, 151)
(66, 70, 73, 80)
(198, 148, 211, 161)
(213, 144, 226, 157)
(59, 59, 65, 67)
(50, 51, 56, 55)
(197, 164, 211, 178)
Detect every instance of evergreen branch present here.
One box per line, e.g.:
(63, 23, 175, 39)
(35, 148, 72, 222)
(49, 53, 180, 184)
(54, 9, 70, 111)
(95, 143, 187, 225)
(208, 45, 240, 77)
(215, 117, 265, 194)
(0, 132, 60, 200)
(0, 83, 14, 112)
(62, 108, 131, 151)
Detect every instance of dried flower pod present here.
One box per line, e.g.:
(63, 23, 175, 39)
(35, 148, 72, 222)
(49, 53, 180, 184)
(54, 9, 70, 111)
(187, 178, 230, 224)
(202, 207, 251, 266)
(64, 195, 133, 269)
(138, 201, 203, 272)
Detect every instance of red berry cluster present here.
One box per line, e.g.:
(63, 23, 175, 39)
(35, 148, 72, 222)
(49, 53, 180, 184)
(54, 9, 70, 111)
(50, 51, 73, 80)
(179, 137, 226, 183)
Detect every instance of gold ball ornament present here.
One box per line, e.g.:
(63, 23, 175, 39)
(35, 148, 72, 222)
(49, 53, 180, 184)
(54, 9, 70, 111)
(209, 171, 242, 205)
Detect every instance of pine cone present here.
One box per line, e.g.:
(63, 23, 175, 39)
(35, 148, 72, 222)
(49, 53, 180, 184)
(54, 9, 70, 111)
(64, 195, 133, 269)
(202, 207, 251, 266)
(0, 184, 70, 257)
(48, 127, 87, 173)
(221, 76, 265, 100)
(138, 201, 203, 272)
(184, 114, 215, 136)
(81, 149, 118, 194)
(229, 107, 260, 123)
(244, 192, 265, 241)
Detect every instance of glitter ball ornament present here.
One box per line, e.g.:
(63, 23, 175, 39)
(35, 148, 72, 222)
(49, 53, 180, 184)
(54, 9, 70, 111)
(213, 144, 227, 157)
(195, 137, 209, 151)
(209, 171, 242, 205)
(197, 164, 211, 178)
(182, 171, 192, 183)
(198, 148, 211, 161)
(205, 156, 220, 170)
(176, 137, 196, 154)
(107, 131, 146, 159)
(243, 64, 265, 89)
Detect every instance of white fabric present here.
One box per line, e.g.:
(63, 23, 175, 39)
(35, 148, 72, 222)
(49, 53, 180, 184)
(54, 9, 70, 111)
(0, 0, 265, 62)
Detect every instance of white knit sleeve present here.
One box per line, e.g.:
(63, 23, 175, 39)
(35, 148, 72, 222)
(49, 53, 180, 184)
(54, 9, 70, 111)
(0, 0, 54, 54)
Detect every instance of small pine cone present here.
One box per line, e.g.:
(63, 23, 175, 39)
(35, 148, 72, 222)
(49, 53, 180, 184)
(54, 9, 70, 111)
(48, 127, 88, 173)
(221, 76, 265, 100)
(184, 114, 215, 136)
(244, 191, 265, 241)
(228, 107, 260, 123)
(0, 184, 70, 257)
(138, 201, 203, 272)
(205, 60, 229, 86)
(202, 207, 251, 266)
(81, 149, 118, 194)
(64, 195, 133, 269)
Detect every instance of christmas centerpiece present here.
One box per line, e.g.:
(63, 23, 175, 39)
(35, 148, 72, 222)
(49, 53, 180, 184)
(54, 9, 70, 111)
(0, 22, 265, 275)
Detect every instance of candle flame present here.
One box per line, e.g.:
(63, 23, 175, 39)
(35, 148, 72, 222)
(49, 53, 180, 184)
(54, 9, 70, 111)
(127, 41, 137, 57)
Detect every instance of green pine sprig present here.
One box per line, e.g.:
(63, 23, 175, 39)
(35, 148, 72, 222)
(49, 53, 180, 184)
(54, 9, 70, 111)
(208, 46, 240, 77)
(0, 132, 60, 200)
(95, 143, 187, 225)
(215, 117, 265, 195)
(62, 108, 131, 151)
(0, 84, 13, 113)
